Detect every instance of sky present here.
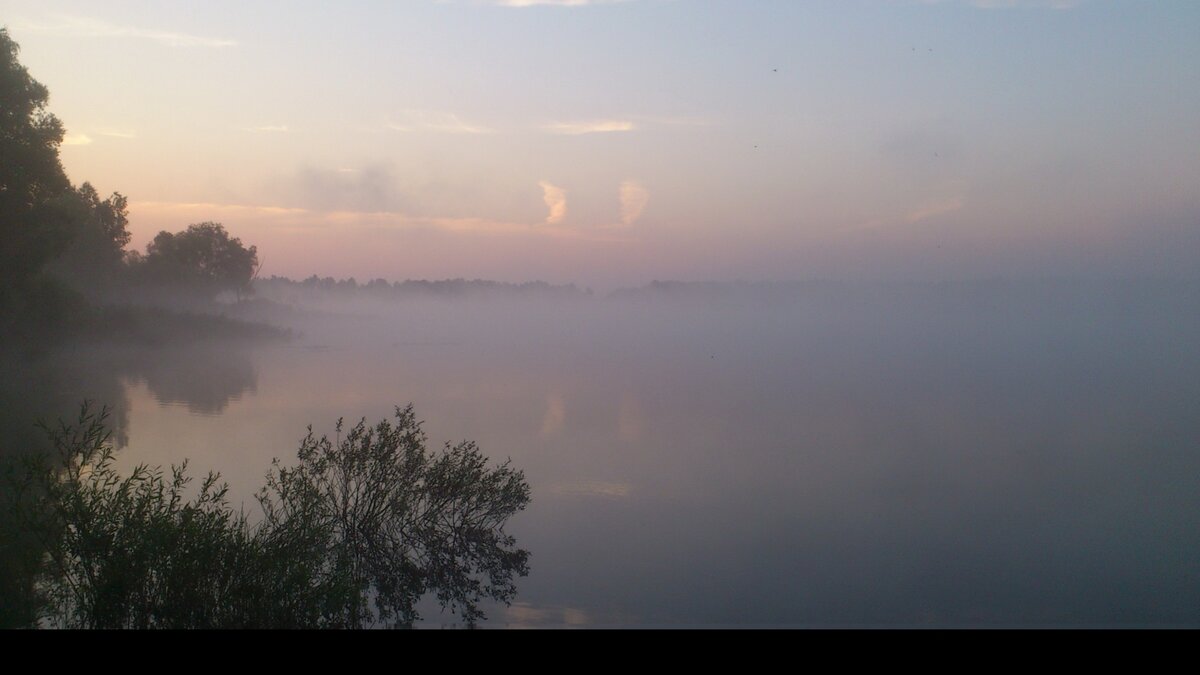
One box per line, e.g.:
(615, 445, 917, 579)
(3, 0, 1198, 289)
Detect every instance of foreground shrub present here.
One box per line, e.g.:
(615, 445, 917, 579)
(4, 403, 530, 628)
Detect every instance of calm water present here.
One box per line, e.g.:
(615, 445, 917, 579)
(10, 283, 1200, 627)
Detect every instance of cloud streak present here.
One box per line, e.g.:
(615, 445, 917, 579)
(14, 15, 237, 47)
(540, 394, 566, 436)
(834, 193, 967, 235)
(618, 180, 649, 226)
(543, 119, 636, 135)
(480, 0, 635, 7)
(914, 0, 1085, 8)
(288, 164, 404, 213)
(129, 200, 636, 245)
(548, 481, 633, 498)
(904, 196, 966, 224)
(540, 181, 568, 225)
(970, 0, 1084, 7)
(387, 111, 491, 135)
(131, 200, 308, 217)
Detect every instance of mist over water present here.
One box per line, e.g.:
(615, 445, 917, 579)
(5, 1, 1200, 629)
(12, 280, 1196, 626)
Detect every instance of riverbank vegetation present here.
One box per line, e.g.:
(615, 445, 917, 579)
(0, 27, 270, 349)
(2, 404, 530, 628)
(0, 25, 531, 630)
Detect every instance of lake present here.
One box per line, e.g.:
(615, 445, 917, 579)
(8, 281, 1200, 627)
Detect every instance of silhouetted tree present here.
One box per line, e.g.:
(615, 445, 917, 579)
(45, 183, 131, 292)
(258, 406, 532, 627)
(0, 28, 77, 311)
(134, 222, 259, 300)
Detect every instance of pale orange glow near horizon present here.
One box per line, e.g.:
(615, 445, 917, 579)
(9, 1, 1200, 287)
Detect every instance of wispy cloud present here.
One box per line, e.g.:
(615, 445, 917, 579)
(970, 0, 1084, 8)
(502, 602, 594, 628)
(13, 15, 237, 48)
(543, 119, 635, 135)
(542, 115, 709, 135)
(548, 481, 633, 498)
(387, 111, 491, 135)
(618, 180, 649, 226)
(130, 199, 638, 245)
(540, 394, 567, 436)
(287, 164, 404, 213)
(904, 196, 966, 224)
(914, 0, 1085, 8)
(835, 193, 967, 235)
(132, 200, 309, 217)
(64, 128, 137, 142)
(632, 114, 712, 127)
(539, 181, 568, 225)
(476, 0, 635, 7)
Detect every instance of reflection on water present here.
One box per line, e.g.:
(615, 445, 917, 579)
(123, 346, 257, 415)
(0, 342, 259, 461)
(500, 602, 609, 628)
(0, 346, 132, 457)
(6, 283, 1200, 627)
(0, 340, 261, 627)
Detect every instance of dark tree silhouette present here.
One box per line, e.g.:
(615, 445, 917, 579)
(6, 404, 531, 628)
(46, 183, 131, 292)
(0, 28, 76, 307)
(258, 406, 532, 627)
(133, 222, 259, 300)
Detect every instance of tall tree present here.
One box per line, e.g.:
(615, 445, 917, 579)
(46, 183, 132, 292)
(0, 27, 76, 304)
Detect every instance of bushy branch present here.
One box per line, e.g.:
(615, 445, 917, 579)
(257, 405, 531, 627)
(6, 402, 530, 629)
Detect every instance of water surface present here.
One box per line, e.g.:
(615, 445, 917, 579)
(10, 283, 1199, 627)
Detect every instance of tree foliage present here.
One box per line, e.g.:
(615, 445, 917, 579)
(17, 408, 257, 628)
(45, 183, 132, 291)
(0, 27, 76, 302)
(4, 403, 531, 628)
(133, 222, 259, 298)
(1, 28, 267, 329)
(0, 30, 136, 337)
(259, 407, 532, 627)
